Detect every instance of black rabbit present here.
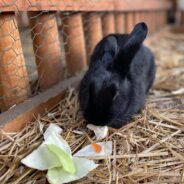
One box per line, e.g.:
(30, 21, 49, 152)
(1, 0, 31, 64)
(79, 22, 156, 128)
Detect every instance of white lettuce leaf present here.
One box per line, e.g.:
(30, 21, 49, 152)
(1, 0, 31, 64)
(21, 124, 71, 170)
(47, 157, 98, 184)
(74, 141, 112, 157)
(44, 124, 63, 140)
(21, 143, 62, 170)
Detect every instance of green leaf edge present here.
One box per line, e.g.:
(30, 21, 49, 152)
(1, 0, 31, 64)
(46, 144, 76, 174)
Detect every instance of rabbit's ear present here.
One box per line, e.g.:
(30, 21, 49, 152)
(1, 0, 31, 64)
(104, 36, 118, 55)
(114, 22, 148, 73)
(91, 35, 118, 62)
(123, 22, 148, 55)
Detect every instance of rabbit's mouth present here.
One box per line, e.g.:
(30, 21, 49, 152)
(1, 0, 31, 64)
(83, 112, 110, 126)
(87, 120, 108, 127)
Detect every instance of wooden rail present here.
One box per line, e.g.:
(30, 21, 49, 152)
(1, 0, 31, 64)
(0, 72, 84, 132)
(0, 0, 171, 131)
(0, 0, 171, 12)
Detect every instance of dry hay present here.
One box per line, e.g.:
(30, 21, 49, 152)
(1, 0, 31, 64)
(0, 31, 184, 184)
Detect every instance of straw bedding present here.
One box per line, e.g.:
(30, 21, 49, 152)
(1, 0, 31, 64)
(1, 30, 184, 184)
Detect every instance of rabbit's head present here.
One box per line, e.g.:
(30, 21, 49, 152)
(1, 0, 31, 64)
(83, 73, 121, 126)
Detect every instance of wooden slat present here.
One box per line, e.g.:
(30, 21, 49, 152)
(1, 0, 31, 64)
(144, 12, 155, 35)
(139, 11, 146, 22)
(28, 11, 63, 90)
(0, 12, 30, 111)
(16, 12, 29, 28)
(145, 12, 152, 35)
(115, 13, 125, 33)
(181, 11, 184, 24)
(151, 12, 157, 33)
(161, 11, 167, 26)
(157, 11, 163, 30)
(125, 12, 135, 33)
(134, 12, 141, 24)
(102, 13, 115, 36)
(62, 13, 87, 75)
(84, 13, 103, 59)
(0, 0, 171, 12)
(0, 72, 84, 132)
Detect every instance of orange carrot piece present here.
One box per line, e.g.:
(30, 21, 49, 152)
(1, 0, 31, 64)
(92, 143, 102, 153)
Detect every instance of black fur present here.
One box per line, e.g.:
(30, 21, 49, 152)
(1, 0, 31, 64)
(79, 22, 156, 128)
